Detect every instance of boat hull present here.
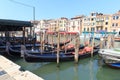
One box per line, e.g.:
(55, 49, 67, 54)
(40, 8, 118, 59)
(105, 62, 120, 69)
(24, 49, 99, 62)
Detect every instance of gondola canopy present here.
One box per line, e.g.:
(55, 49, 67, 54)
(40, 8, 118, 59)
(0, 19, 32, 31)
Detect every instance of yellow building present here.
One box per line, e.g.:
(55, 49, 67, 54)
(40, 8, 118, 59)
(47, 17, 68, 32)
(82, 12, 112, 33)
(96, 14, 112, 32)
(56, 17, 68, 32)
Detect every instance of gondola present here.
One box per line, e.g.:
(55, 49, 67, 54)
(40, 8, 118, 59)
(8, 44, 85, 57)
(3, 39, 71, 55)
(3, 43, 41, 56)
(105, 62, 120, 69)
(8, 43, 99, 58)
(50, 39, 71, 47)
(24, 48, 99, 62)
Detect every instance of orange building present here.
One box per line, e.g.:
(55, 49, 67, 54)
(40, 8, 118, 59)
(111, 10, 120, 32)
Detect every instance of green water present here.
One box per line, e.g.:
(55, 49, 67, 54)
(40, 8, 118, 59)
(9, 34, 120, 80)
(12, 55, 120, 80)
(11, 37, 120, 80)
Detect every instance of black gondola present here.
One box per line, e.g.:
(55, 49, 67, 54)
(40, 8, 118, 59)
(8, 44, 85, 57)
(24, 48, 99, 62)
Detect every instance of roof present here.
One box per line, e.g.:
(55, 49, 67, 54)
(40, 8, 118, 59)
(0, 19, 32, 31)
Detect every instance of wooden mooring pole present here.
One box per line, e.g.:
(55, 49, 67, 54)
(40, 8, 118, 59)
(91, 33, 95, 57)
(74, 36, 79, 64)
(64, 32, 67, 54)
(111, 34, 115, 48)
(42, 32, 45, 51)
(107, 35, 110, 49)
(40, 32, 43, 54)
(52, 33, 54, 50)
(84, 33, 86, 45)
(100, 36, 103, 49)
(57, 32, 60, 67)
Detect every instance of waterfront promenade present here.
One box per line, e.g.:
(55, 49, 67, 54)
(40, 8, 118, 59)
(0, 55, 44, 80)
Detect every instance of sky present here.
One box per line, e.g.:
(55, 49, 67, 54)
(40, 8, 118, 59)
(0, 0, 120, 21)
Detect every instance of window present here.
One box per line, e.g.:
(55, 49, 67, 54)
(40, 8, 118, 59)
(112, 23, 114, 27)
(73, 21, 75, 26)
(91, 18, 94, 21)
(84, 28, 86, 31)
(91, 13, 94, 16)
(113, 30, 116, 32)
(113, 16, 115, 20)
(105, 27, 107, 31)
(87, 28, 89, 31)
(105, 22, 108, 25)
(116, 16, 119, 20)
(91, 27, 94, 32)
(97, 27, 99, 31)
(116, 23, 118, 26)
(106, 17, 109, 20)
(88, 18, 90, 21)
(59, 21, 62, 23)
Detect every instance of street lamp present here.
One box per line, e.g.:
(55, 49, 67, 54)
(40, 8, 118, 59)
(9, 0, 35, 36)
(9, 0, 35, 21)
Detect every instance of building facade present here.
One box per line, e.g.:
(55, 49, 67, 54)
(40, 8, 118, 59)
(111, 11, 120, 32)
(34, 10, 120, 34)
(83, 12, 112, 33)
(68, 15, 84, 33)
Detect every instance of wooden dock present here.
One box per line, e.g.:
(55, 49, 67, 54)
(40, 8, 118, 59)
(0, 55, 44, 80)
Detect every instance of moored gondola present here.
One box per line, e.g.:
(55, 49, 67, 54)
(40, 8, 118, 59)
(24, 47, 99, 62)
(7, 44, 85, 57)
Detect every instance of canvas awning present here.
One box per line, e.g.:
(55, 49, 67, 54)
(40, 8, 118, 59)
(0, 19, 32, 31)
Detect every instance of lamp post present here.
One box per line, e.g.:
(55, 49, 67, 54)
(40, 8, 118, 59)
(9, 0, 35, 36)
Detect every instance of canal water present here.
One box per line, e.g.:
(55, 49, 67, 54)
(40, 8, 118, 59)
(8, 34, 120, 80)
(12, 54, 120, 80)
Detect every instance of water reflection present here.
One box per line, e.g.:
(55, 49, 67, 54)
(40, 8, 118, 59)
(96, 66, 120, 80)
(12, 54, 120, 80)
(73, 64, 79, 80)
